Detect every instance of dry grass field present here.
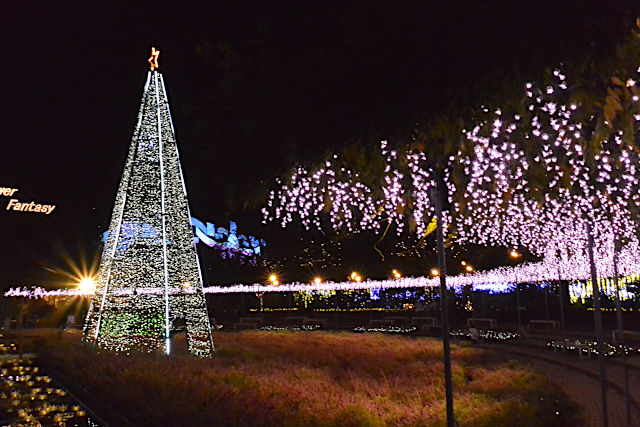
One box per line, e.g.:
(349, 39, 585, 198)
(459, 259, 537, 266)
(38, 330, 580, 426)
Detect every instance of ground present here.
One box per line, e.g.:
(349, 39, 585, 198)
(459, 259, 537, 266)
(22, 330, 582, 426)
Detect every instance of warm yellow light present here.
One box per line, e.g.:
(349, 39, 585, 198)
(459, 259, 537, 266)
(430, 268, 439, 277)
(77, 277, 96, 294)
(465, 265, 473, 272)
(350, 272, 358, 279)
(273, 280, 279, 286)
(460, 260, 467, 266)
(355, 275, 361, 282)
(269, 274, 277, 283)
(148, 47, 160, 71)
(392, 269, 401, 278)
(182, 281, 191, 289)
(510, 249, 520, 258)
(314, 277, 322, 284)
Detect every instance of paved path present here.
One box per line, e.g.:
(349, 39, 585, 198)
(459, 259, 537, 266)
(481, 340, 639, 427)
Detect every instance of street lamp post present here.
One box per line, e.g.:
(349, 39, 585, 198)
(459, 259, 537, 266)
(544, 284, 550, 321)
(432, 180, 454, 427)
(586, 222, 609, 427)
(556, 263, 566, 331)
(430, 268, 439, 320)
(510, 250, 522, 333)
(612, 245, 631, 425)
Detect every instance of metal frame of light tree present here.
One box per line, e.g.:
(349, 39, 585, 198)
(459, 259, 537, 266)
(83, 57, 214, 357)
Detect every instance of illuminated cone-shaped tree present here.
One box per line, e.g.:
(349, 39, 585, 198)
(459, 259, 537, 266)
(83, 49, 214, 357)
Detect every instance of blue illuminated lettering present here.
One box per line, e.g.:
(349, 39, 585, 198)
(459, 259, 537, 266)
(103, 217, 266, 264)
(190, 217, 266, 263)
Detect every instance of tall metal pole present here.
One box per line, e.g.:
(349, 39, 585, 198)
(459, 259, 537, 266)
(612, 249, 624, 334)
(434, 176, 454, 427)
(544, 284, 550, 321)
(586, 222, 608, 427)
(556, 264, 566, 330)
(18, 297, 25, 359)
(482, 292, 487, 317)
(612, 247, 631, 425)
(515, 277, 521, 333)
(472, 290, 477, 319)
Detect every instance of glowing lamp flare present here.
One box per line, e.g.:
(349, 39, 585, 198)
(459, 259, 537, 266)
(77, 277, 96, 294)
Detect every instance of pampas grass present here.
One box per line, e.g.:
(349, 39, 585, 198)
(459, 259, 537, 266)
(41, 331, 579, 426)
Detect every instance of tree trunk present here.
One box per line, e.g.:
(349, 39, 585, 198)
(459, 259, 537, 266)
(434, 174, 454, 427)
(586, 222, 608, 427)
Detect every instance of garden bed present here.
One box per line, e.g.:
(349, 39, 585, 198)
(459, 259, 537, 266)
(38, 331, 580, 426)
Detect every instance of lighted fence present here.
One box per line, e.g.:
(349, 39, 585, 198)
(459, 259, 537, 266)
(568, 275, 639, 303)
(5, 261, 639, 301)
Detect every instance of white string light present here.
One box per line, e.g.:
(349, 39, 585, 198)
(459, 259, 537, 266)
(82, 63, 214, 357)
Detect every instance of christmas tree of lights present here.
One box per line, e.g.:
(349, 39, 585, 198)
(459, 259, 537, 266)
(83, 48, 214, 357)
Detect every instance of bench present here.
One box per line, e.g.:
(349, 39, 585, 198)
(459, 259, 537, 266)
(421, 325, 442, 335)
(369, 319, 394, 328)
(303, 318, 327, 328)
(284, 316, 308, 326)
(233, 322, 260, 330)
(239, 317, 263, 325)
(612, 329, 640, 344)
(385, 316, 410, 326)
(467, 318, 497, 328)
(529, 320, 558, 330)
(233, 317, 264, 330)
(411, 317, 436, 326)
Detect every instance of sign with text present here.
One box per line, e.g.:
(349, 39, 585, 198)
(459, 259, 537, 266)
(1, 186, 56, 215)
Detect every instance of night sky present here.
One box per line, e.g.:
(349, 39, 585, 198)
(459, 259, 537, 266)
(1, 1, 638, 289)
